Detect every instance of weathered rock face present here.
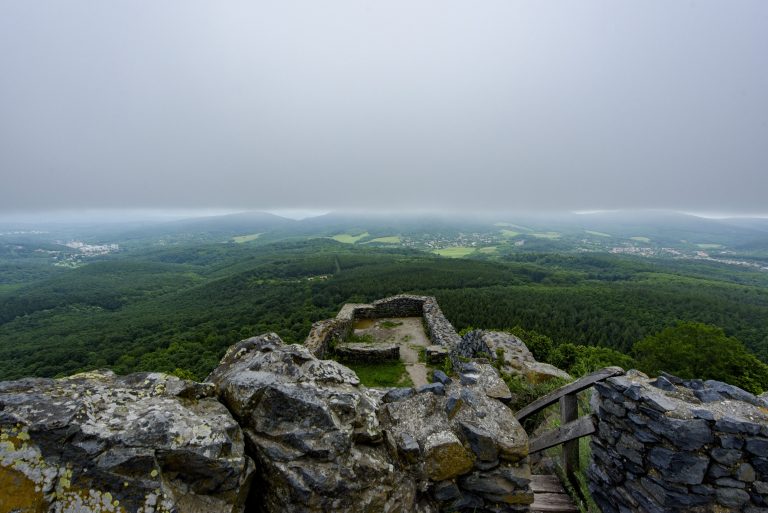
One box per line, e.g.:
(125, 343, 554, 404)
(207, 333, 532, 513)
(207, 333, 419, 513)
(0, 371, 253, 513)
(589, 370, 768, 512)
(381, 362, 532, 510)
(459, 330, 571, 384)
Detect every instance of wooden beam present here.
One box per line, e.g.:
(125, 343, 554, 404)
(515, 366, 624, 421)
(529, 415, 596, 454)
(560, 394, 579, 479)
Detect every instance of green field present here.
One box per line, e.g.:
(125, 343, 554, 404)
(232, 233, 263, 243)
(531, 232, 561, 239)
(697, 243, 724, 249)
(585, 230, 611, 237)
(631, 236, 651, 243)
(331, 232, 369, 244)
(432, 247, 477, 258)
(477, 246, 498, 254)
(500, 230, 520, 238)
(367, 236, 401, 244)
(0, 284, 21, 294)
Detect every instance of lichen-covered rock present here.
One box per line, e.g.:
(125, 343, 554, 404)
(0, 371, 253, 513)
(207, 333, 417, 513)
(459, 330, 571, 384)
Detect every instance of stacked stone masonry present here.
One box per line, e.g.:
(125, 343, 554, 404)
(304, 295, 462, 360)
(589, 370, 768, 512)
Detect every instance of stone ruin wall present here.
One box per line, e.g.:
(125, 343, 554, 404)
(589, 371, 768, 512)
(304, 294, 462, 359)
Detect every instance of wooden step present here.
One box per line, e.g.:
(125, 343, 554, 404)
(530, 475, 579, 513)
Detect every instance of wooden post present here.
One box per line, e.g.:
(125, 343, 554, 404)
(560, 393, 579, 484)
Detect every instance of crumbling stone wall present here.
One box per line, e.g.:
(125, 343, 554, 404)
(589, 371, 768, 512)
(304, 318, 351, 358)
(335, 342, 400, 362)
(304, 295, 462, 358)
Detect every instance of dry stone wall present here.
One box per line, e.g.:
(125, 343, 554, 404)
(304, 295, 463, 358)
(589, 371, 768, 512)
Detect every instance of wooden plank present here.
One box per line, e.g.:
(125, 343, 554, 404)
(529, 415, 596, 453)
(515, 366, 624, 421)
(560, 394, 579, 480)
(531, 493, 579, 512)
(530, 474, 566, 494)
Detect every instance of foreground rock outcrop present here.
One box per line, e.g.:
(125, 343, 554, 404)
(0, 371, 253, 513)
(207, 333, 532, 513)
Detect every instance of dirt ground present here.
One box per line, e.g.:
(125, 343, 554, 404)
(353, 317, 430, 386)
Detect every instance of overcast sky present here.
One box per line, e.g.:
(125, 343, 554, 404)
(1, 1, 766, 214)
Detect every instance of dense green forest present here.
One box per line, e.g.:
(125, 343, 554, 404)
(1, 238, 767, 388)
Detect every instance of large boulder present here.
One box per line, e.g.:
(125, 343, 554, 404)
(0, 370, 253, 513)
(207, 333, 422, 513)
(460, 330, 571, 384)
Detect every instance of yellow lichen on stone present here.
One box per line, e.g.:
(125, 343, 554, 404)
(56, 488, 129, 513)
(56, 467, 73, 496)
(423, 431, 475, 481)
(0, 465, 47, 513)
(0, 424, 30, 450)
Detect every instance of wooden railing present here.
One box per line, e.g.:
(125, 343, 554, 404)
(515, 366, 625, 482)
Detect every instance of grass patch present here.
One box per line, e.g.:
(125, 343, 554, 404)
(697, 243, 723, 249)
(331, 232, 369, 244)
(232, 233, 263, 243)
(347, 332, 375, 343)
(531, 232, 561, 239)
(367, 236, 401, 244)
(432, 247, 476, 258)
(342, 360, 412, 387)
(477, 246, 498, 254)
(500, 230, 521, 238)
(379, 320, 403, 329)
(503, 374, 569, 430)
(585, 230, 611, 237)
(630, 236, 651, 243)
